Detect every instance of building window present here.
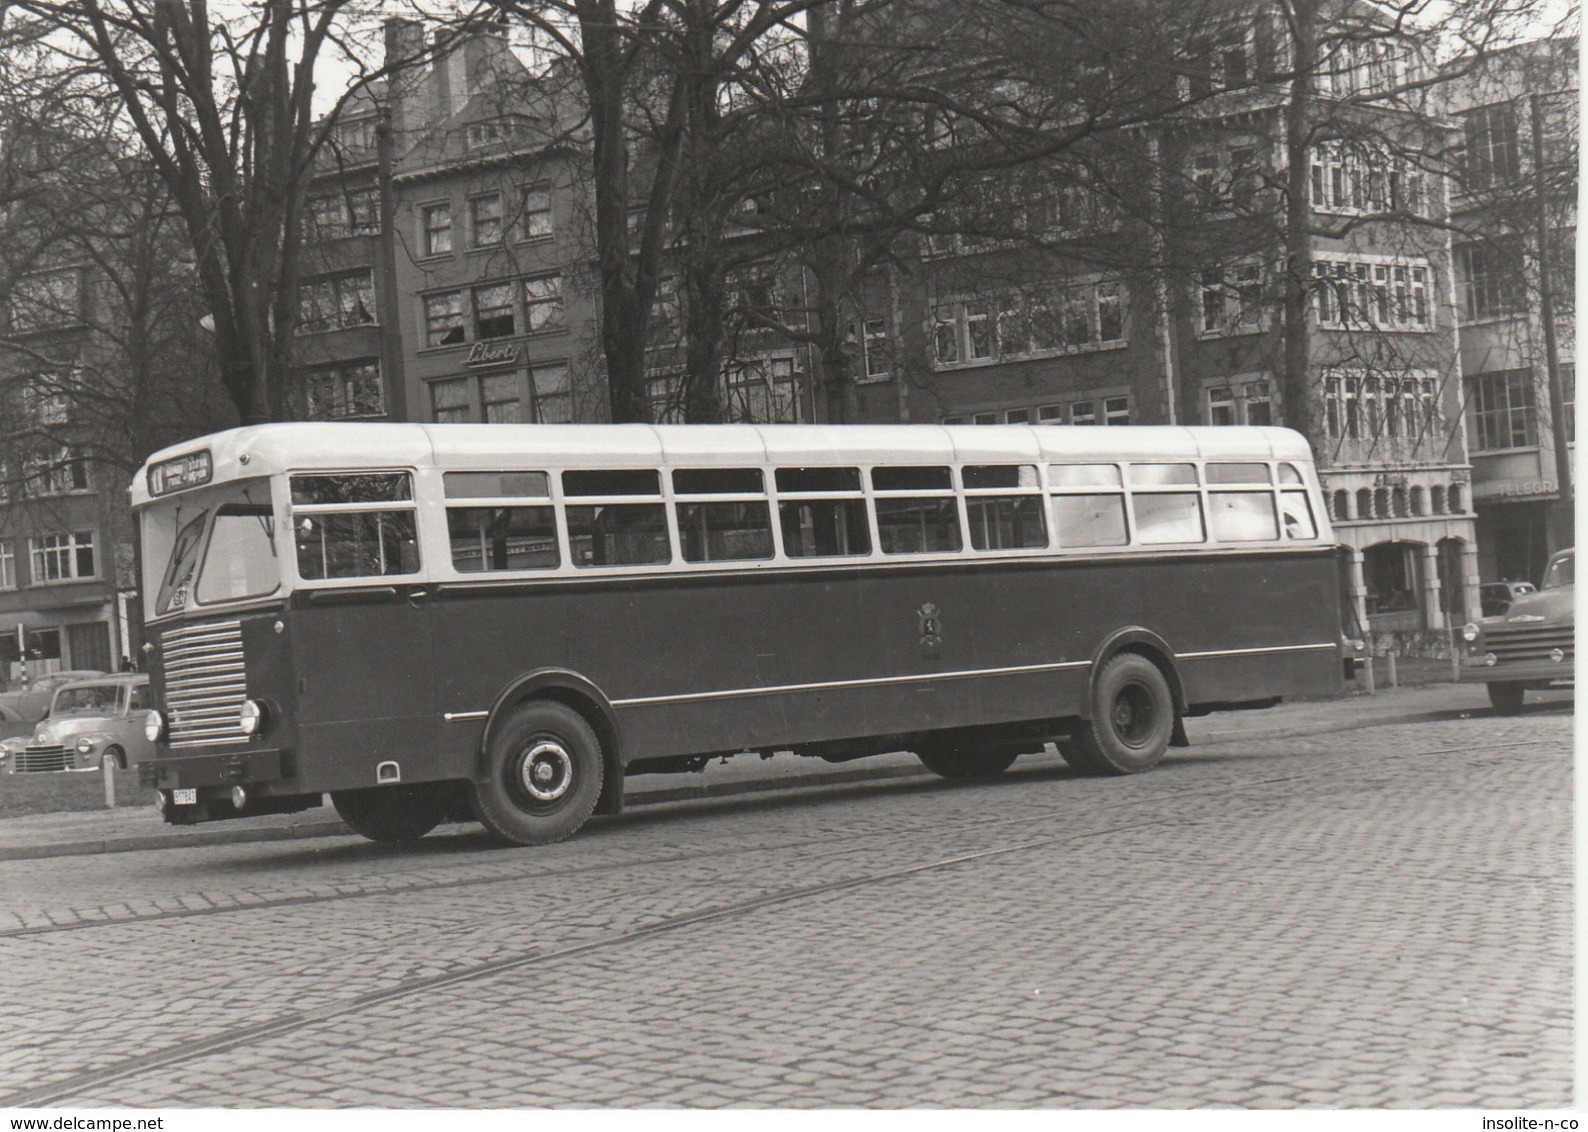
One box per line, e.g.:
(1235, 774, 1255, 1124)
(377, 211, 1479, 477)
(331, 116, 376, 155)
(9, 269, 82, 332)
(306, 188, 378, 239)
(530, 362, 572, 423)
(424, 290, 467, 347)
(725, 357, 802, 423)
(1070, 401, 1096, 426)
(1036, 404, 1064, 424)
(422, 203, 453, 256)
(474, 283, 517, 340)
(972, 412, 998, 425)
(858, 316, 890, 380)
(1104, 396, 1130, 426)
(1561, 365, 1575, 443)
(1327, 372, 1437, 442)
(297, 270, 375, 333)
(1244, 381, 1272, 425)
(1315, 259, 1429, 330)
(431, 378, 469, 423)
(1464, 102, 1521, 190)
(30, 531, 95, 582)
(1005, 408, 1031, 424)
(524, 275, 565, 333)
(939, 279, 1125, 366)
(21, 448, 89, 496)
(1208, 387, 1236, 425)
(466, 116, 538, 151)
(470, 193, 504, 247)
(519, 186, 553, 239)
(1469, 369, 1538, 451)
(0, 540, 13, 589)
(1199, 263, 1263, 334)
(304, 360, 384, 420)
(1454, 240, 1525, 321)
(482, 373, 522, 423)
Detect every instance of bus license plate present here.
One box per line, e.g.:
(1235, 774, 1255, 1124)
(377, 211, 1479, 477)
(173, 789, 198, 805)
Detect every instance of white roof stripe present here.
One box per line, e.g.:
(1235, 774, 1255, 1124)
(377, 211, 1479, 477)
(130, 422, 1315, 506)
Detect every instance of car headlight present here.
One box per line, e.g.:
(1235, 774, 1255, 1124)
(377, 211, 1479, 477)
(238, 699, 265, 737)
(76, 737, 95, 754)
(1461, 622, 1480, 643)
(144, 710, 164, 743)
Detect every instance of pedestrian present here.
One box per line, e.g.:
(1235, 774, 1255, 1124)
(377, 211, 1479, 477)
(119, 655, 136, 673)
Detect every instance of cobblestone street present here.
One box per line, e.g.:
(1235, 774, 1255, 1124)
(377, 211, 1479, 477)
(0, 709, 1571, 1108)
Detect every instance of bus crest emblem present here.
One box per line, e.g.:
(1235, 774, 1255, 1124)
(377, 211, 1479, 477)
(918, 602, 942, 657)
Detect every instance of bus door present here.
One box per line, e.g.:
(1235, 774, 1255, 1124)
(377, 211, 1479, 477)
(287, 471, 443, 786)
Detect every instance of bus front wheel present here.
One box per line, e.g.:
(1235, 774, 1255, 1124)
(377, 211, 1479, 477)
(471, 701, 604, 846)
(1063, 653, 1174, 775)
(332, 784, 448, 843)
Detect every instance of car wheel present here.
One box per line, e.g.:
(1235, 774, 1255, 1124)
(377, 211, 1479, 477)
(1064, 652, 1175, 775)
(469, 701, 604, 846)
(332, 784, 450, 843)
(1486, 682, 1526, 715)
(915, 742, 1019, 780)
(99, 747, 125, 771)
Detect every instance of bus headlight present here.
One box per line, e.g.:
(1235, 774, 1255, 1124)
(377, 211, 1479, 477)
(144, 710, 164, 742)
(238, 700, 265, 736)
(1461, 622, 1481, 643)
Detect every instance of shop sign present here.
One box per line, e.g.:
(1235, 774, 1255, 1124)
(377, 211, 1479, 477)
(465, 341, 521, 368)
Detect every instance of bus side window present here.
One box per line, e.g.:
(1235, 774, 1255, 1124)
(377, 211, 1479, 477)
(448, 507, 559, 571)
(1132, 494, 1205, 544)
(297, 512, 420, 578)
(674, 468, 774, 563)
(1051, 495, 1128, 546)
(779, 499, 870, 557)
(1208, 492, 1279, 541)
(964, 464, 1046, 551)
(775, 467, 871, 558)
(678, 502, 773, 562)
(566, 504, 670, 567)
(1280, 491, 1318, 539)
(872, 465, 961, 555)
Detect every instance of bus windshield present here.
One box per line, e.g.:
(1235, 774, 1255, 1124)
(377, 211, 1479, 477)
(142, 479, 280, 616)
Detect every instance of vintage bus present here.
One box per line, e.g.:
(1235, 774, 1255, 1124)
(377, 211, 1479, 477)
(132, 423, 1350, 846)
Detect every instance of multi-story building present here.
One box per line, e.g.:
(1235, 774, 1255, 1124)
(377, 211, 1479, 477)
(1445, 37, 1577, 586)
(292, 10, 1580, 646)
(863, 4, 1483, 639)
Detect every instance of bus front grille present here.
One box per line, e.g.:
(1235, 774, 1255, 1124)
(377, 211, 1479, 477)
(1486, 623, 1574, 665)
(162, 620, 249, 748)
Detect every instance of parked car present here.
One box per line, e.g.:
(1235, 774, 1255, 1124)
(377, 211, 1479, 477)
(8, 674, 154, 773)
(1462, 548, 1575, 714)
(1480, 580, 1537, 619)
(0, 669, 108, 726)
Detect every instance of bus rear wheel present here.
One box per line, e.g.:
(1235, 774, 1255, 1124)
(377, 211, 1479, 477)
(332, 784, 449, 843)
(1063, 653, 1174, 775)
(471, 701, 603, 846)
(915, 742, 1019, 780)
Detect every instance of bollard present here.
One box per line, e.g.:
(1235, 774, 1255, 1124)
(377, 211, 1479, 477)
(1449, 626, 1461, 684)
(1386, 651, 1398, 688)
(102, 755, 116, 809)
(1362, 655, 1376, 695)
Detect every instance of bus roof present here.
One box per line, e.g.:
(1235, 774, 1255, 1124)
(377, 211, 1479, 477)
(130, 422, 1316, 506)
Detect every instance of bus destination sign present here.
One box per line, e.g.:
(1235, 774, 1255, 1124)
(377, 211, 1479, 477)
(148, 450, 213, 497)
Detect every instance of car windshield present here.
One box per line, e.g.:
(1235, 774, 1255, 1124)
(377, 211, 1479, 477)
(1541, 552, 1574, 590)
(142, 479, 280, 615)
(53, 686, 120, 714)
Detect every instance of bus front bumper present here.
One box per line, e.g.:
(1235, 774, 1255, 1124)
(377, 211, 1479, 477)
(143, 747, 323, 825)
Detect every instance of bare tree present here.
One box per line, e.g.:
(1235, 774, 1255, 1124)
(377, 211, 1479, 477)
(10, 0, 435, 424)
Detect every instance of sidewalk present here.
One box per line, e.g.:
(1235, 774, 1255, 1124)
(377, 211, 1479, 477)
(0, 681, 1565, 861)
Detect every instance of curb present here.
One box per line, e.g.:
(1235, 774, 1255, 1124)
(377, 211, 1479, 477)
(1, 698, 1558, 862)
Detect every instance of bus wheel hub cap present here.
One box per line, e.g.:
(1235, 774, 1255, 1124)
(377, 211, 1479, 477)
(520, 742, 572, 802)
